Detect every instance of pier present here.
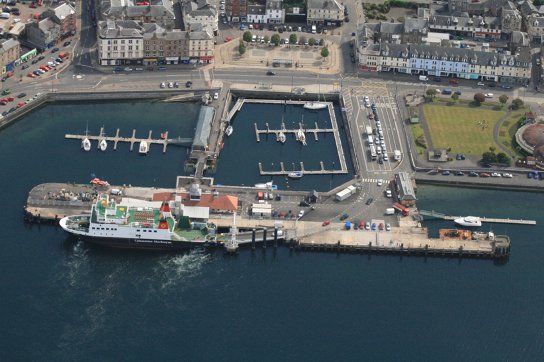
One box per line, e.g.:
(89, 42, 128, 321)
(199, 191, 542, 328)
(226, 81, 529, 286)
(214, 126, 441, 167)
(418, 210, 536, 225)
(258, 161, 347, 176)
(65, 127, 192, 153)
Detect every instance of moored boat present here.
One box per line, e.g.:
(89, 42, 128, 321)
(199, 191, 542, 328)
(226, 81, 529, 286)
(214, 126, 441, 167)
(304, 102, 327, 110)
(59, 194, 219, 251)
(99, 139, 107, 151)
(82, 138, 91, 152)
(278, 131, 286, 143)
(454, 216, 482, 227)
(225, 125, 233, 137)
(139, 140, 148, 155)
(288, 171, 303, 179)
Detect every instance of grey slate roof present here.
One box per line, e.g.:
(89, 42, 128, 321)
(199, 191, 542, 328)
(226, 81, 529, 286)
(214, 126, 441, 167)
(98, 20, 143, 39)
(307, 0, 343, 11)
(429, 15, 501, 29)
(380, 43, 531, 68)
(193, 106, 215, 149)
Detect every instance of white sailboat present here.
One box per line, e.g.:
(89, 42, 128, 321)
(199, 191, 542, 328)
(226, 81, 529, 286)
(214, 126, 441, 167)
(296, 116, 307, 145)
(287, 171, 303, 179)
(303, 101, 327, 110)
(99, 138, 108, 151)
(277, 131, 286, 143)
(139, 140, 148, 155)
(81, 122, 91, 151)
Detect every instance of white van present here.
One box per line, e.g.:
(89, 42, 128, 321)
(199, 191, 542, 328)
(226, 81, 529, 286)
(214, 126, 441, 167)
(368, 135, 374, 145)
(376, 145, 382, 155)
(0, 13, 10, 19)
(311, 25, 316, 34)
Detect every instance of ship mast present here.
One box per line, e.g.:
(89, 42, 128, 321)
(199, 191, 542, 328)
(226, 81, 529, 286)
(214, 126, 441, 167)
(225, 212, 239, 253)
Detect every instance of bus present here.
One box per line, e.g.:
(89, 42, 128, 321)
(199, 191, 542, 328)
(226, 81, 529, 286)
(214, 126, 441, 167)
(369, 145, 377, 160)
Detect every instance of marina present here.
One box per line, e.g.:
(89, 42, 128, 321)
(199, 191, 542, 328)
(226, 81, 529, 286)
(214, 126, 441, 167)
(65, 127, 193, 153)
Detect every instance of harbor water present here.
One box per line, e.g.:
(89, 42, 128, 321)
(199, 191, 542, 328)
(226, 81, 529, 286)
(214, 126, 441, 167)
(1, 101, 544, 361)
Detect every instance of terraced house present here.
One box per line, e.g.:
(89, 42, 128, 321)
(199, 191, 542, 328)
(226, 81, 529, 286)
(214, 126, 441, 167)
(359, 43, 531, 85)
(306, 0, 344, 26)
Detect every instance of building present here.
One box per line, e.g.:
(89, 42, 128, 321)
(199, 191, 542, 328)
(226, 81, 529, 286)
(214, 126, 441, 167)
(394, 172, 416, 206)
(152, 190, 239, 214)
(427, 15, 502, 40)
(226, 0, 248, 22)
(527, 15, 544, 43)
(98, 20, 144, 66)
(501, 6, 522, 35)
(42, 2, 77, 38)
(24, 18, 61, 50)
(100, 0, 176, 28)
(307, 0, 344, 26)
(143, 25, 188, 65)
(0, 39, 21, 75)
(181, 0, 218, 35)
(192, 106, 215, 151)
(247, 2, 266, 23)
(265, 0, 284, 24)
(359, 43, 531, 85)
(187, 27, 215, 63)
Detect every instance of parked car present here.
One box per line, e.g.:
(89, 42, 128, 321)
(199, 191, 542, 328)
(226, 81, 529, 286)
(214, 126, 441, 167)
(160, 82, 166, 88)
(185, 81, 192, 88)
(365, 198, 373, 205)
(480, 172, 491, 177)
(454, 171, 464, 176)
(385, 223, 391, 231)
(491, 172, 501, 177)
(17, 92, 26, 99)
(340, 213, 349, 221)
(63, 41, 71, 47)
(484, 93, 494, 98)
(442, 170, 450, 176)
(468, 171, 479, 177)
(266, 70, 276, 75)
(477, 82, 485, 86)
(502, 173, 513, 178)
(51, 47, 59, 53)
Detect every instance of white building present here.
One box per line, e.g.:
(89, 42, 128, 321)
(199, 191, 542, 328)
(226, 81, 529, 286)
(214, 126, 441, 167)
(307, 0, 344, 26)
(265, 0, 284, 24)
(98, 20, 144, 66)
(182, 0, 219, 35)
(247, 3, 266, 23)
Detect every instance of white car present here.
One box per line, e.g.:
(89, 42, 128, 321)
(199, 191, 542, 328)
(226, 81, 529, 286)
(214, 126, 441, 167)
(385, 189, 392, 198)
(377, 179, 383, 186)
(383, 154, 389, 161)
(485, 93, 494, 98)
(168, 82, 173, 88)
(491, 172, 501, 177)
(477, 82, 485, 86)
(502, 173, 513, 178)
(385, 223, 391, 231)
(160, 82, 166, 88)
(298, 210, 305, 218)
(213, 92, 219, 99)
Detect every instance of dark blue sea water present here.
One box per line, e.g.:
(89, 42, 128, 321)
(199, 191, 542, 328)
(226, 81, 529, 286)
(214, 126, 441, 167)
(212, 103, 355, 191)
(1, 102, 544, 361)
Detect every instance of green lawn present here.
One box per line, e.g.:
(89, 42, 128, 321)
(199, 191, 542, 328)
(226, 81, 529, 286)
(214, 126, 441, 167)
(410, 123, 427, 155)
(497, 110, 527, 158)
(422, 105, 505, 155)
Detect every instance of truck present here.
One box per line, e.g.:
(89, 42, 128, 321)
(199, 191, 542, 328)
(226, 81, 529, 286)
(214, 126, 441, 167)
(385, 208, 395, 215)
(369, 145, 377, 160)
(335, 185, 356, 201)
(393, 202, 410, 216)
(393, 149, 401, 161)
(365, 125, 373, 136)
(110, 188, 123, 196)
(368, 135, 374, 145)
(419, 75, 428, 82)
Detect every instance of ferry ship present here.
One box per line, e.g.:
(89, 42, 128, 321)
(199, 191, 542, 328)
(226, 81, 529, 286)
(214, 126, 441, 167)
(60, 194, 218, 251)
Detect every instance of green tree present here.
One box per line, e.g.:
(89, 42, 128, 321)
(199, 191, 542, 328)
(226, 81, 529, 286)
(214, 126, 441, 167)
(474, 93, 486, 105)
(496, 152, 511, 165)
(321, 47, 329, 58)
(451, 93, 459, 102)
(499, 94, 509, 105)
(512, 98, 524, 110)
(263, 35, 270, 44)
(308, 37, 316, 46)
(271, 34, 281, 46)
(238, 41, 246, 56)
(319, 38, 325, 46)
(426, 88, 437, 98)
(289, 33, 297, 44)
(243, 31, 252, 43)
(535, 0, 544, 5)
(482, 151, 497, 164)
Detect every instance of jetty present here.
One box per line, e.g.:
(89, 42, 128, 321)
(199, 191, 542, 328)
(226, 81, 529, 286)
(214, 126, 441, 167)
(65, 127, 192, 153)
(418, 210, 536, 225)
(258, 161, 347, 176)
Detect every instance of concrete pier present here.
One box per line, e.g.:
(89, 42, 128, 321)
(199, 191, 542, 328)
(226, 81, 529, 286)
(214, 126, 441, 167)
(66, 128, 192, 153)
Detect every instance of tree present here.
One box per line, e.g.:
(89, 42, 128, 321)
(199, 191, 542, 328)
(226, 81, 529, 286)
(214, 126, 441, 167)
(499, 94, 509, 105)
(426, 88, 437, 98)
(289, 33, 297, 44)
(474, 93, 486, 104)
(451, 93, 459, 102)
(271, 34, 281, 46)
(308, 37, 316, 46)
(535, 0, 544, 5)
(512, 98, 524, 110)
(319, 38, 325, 46)
(482, 151, 497, 164)
(238, 41, 246, 56)
(243, 31, 252, 43)
(321, 47, 329, 58)
(496, 152, 511, 166)
(263, 35, 270, 44)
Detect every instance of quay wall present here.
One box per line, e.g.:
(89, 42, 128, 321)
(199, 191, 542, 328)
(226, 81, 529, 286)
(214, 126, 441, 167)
(414, 174, 544, 192)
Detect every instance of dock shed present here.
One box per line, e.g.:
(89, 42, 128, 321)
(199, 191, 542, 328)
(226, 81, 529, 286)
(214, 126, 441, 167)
(251, 203, 272, 217)
(394, 172, 417, 206)
(191, 106, 215, 151)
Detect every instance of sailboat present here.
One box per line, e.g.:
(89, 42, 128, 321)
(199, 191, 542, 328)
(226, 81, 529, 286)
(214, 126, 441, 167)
(304, 77, 326, 110)
(296, 116, 307, 145)
(139, 140, 148, 155)
(277, 116, 286, 143)
(287, 171, 303, 179)
(99, 138, 107, 151)
(81, 121, 91, 151)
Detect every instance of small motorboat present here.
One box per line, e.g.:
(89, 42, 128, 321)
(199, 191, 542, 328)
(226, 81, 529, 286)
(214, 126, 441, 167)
(304, 102, 327, 110)
(287, 171, 303, 179)
(454, 216, 482, 227)
(81, 138, 91, 152)
(139, 140, 148, 155)
(99, 139, 107, 151)
(296, 129, 306, 145)
(278, 131, 286, 144)
(90, 178, 110, 186)
(225, 125, 233, 137)
(160, 132, 167, 140)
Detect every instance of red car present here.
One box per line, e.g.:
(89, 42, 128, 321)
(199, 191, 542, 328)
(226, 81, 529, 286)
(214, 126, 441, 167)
(480, 172, 491, 177)
(322, 220, 330, 226)
(16, 101, 25, 108)
(2, 96, 14, 102)
(27, 72, 36, 78)
(379, 223, 384, 230)
(39, 65, 49, 71)
(359, 221, 365, 229)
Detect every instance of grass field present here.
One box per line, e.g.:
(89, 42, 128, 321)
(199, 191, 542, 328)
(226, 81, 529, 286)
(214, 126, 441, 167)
(497, 110, 527, 158)
(422, 105, 505, 155)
